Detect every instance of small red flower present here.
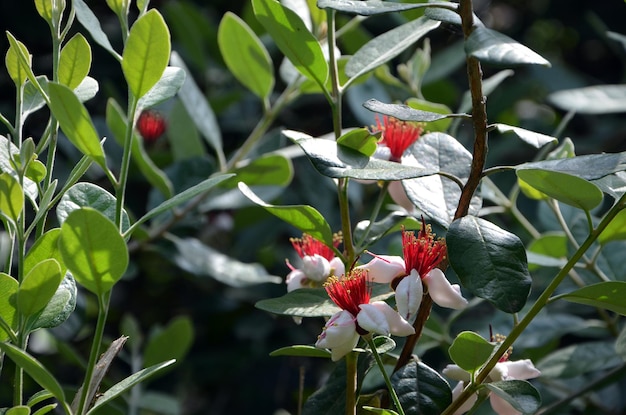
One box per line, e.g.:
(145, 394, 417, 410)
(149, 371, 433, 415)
(324, 269, 371, 317)
(401, 219, 447, 279)
(137, 110, 167, 143)
(376, 115, 422, 162)
(290, 232, 342, 262)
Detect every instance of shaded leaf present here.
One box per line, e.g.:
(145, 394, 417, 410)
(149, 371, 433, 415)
(144, 316, 194, 367)
(537, 340, 622, 378)
(557, 281, 626, 316)
(548, 85, 626, 114)
(270, 345, 331, 358)
(485, 380, 541, 414)
(465, 26, 550, 67)
(31, 273, 77, 331)
(337, 128, 378, 157)
(391, 359, 452, 415)
(519, 151, 626, 181)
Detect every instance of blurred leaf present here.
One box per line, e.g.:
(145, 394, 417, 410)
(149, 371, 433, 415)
(514, 312, 593, 349)
(447, 216, 531, 313)
(18, 259, 62, 319)
(391, 359, 452, 415)
(492, 124, 557, 148)
(122, 10, 170, 99)
(59, 208, 128, 295)
(285, 130, 435, 180)
(31, 273, 76, 331)
(7, 406, 30, 415)
(57, 182, 130, 233)
(106, 98, 174, 198)
(458, 69, 514, 114)
(406, 98, 453, 132)
(224, 154, 293, 188)
(346, 17, 440, 80)
(519, 151, 626, 181)
(137, 67, 186, 110)
(170, 236, 282, 287)
(465, 26, 550, 67)
(526, 232, 567, 271)
(537, 340, 622, 378)
(337, 128, 377, 157)
(58, 33, 91, 89)
(317, 0, 457, 16)
(238, 182, 334, 247)
(0, 172, 24, 222)
(599, 209, 626, 244)
(0, 273, 19, 341)
(23, 76, 48, 118)
(403, 132, 479, 228)
(548, 85, 626, 114)
(5, 34, 32, 86)
(73, 76, 99, 102)
(448, 331, 495, 373)
(25, 229, 64, 275)
(516, 169, 603, 211)
(170, 52, 224, 162)
(354, 212, 420, 248)
(218, 12, 274, 99)
(485, 380, 541, 414)
(617, 326, 626, 362)
(47, 82, 106, 170)
(270, 345, 331, 358)
(557, 282, 626, 316)
(144, 316, 194, 367)
(256, 288, 339, 317)
(363, 99, 465, 122)
(73, 0, 120, 60)
(0, 136, 37, 202)
(252, 0, 328, 88)
(166, 100, 205, 160)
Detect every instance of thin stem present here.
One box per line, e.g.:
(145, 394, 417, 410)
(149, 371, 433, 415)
(116, 96, 138, 230)
(345, 351, 357, 415)
(354, 181, 390, 249)
(365, 336, 405, 415)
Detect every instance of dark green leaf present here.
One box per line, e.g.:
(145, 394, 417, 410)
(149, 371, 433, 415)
(317, 0, 457, 16)
(492, 123, 557, 148)
(616, 326, 626, 362)
(346, 17, 440, 80)
(557, 281, 626, 316)
(519, 151, 626, 181)
(391, 359, 452, 415)
(537, 340, 622, 378)
(363, 99, 466, 122)
(270, 345, 331, 358)
(166, 100, 205, 160)
(485, 380, 541, 414)
(465, 26, 550, 67)
(448, 331, 495, 373)
(548, 85, 626, 114)
(144, 316, 194, 367)
(447, 216, 531, 313)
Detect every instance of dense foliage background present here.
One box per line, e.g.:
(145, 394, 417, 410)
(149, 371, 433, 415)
(1, 0, 625, 414)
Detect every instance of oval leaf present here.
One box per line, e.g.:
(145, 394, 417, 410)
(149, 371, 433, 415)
(465, 26, 550, 67)
(485, 380, 541, 414)
(59, 33, 92, 89)
(256, 288, 339, 317)
(391, 359, 452, 415)
(137, 66, 186, 110)
(58, 208, 128, 295)
(317, 0, 458, 16)
(143, 316, 194, 367)
(18, 259, 63, 319)
(557, 281, 626, 316)
(31, 273, 77, 330)
(218, 12, 274, 99)
(516, 169, 603, 211)
(122, 9, 171, 99)
(448, 331, 495, 373)
(270, 345, 331, 358)
(0, 172, 24, 222)
(5, 35, 32, 86)
(0, 273, 19, 341)
(548, 85, 626, 114)
(447, 216, 531, 313)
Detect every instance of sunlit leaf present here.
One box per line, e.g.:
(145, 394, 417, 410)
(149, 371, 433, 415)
(58, 33, 91, 89)
(449, 331, 495, 373)
(599, 209, 626, 244)
(465, 26, 550, 67)
(31, 273, 77, 331)
(18, 259, 63, 318)
(5, 34, 32, 86)
(363, 99, 466, 122)
(0, 273, 19, 341)
(0, 172, 24, 222)
(492, 123, 557, 148)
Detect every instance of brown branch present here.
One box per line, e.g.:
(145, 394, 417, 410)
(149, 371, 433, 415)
(393, 294, 433, 372)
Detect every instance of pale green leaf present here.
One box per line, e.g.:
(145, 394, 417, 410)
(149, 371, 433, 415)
(58, 33, 92, 89)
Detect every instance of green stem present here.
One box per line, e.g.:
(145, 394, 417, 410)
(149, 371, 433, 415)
(116, 96, 138, 230)
(442, 192, 626, 415)
(345, 351, 357, 415)
(365, 336, 405, 415)
(354, 181, 390, 249)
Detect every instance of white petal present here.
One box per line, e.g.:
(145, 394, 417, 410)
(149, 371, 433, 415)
(490, 394, 521, 415)
(388, 180, 415, 213)
(357, 303, 390, 335)
(286, 269, 307, 292)
(442, 364, 472, 383)
(329, 257, 345, 278)
(316, 311, 359, 361)
(499, 359, 541, 380)
(302, 254, 331, 282)
(356, 255, 405, 283)
(395, 269, 423, 324)
(450, 381, 477, 415)
(368, 301, 414, 337)
(423, 268, 468, 309)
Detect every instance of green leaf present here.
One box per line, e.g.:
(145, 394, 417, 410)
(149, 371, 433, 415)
(405, 98, 453, 132)
(25, 160, 46, 183)
(58, 208, 128, 295)
(224, 154, 293, 188)
(56, 182, 130, 233)
(87, 360, 176, 414)
(458, 69, 513, 114)
(170, 52, 224, 160)
(537, 340, 622, 378)
(492, 123, 557, 148)
(143, 316, 194, 367)
(447, 216, 531, 313)
(137, 67, 186, 110)
(285, 130, 434, 180)
(0, 273, 19, 341)
(548, 85, 626, 114)
(599, 209, 626, 244)
(516, 169, 603, 211)
(58, 33, 91, 89)
(106, 98, 173, 198)
(519, 151, 626, 181)
(238, 182, 334, 247)
(31, 404, 56, 415)
(448, 331, 495, 373)
(317, 0, 458, 16)
(47, 82, 106, 169)
(270, 345, 331, 358)
(23, 76, 48, 119)
(166, 100, 205, 160)
(391, 359, 452, 415)
(354, 212, 420, 248)
(25, 229, 64, 275)
(122, 9, 171, 99)
(18, 259, 63, 318)
(218, 12, 274, 99)
(346, 17, 440, 80)
(169, 236, 282, 287)
(363, 99, 465, 122)
(337, 128, 377, 157)
(6, 406, 29, 415)
(485, 380, 541, 414)
(557, 281, 626, 316)
(465, 26, 550, 67)
(252, 0, 328, 88)
(0, 343, 67, 409)
(73, 0, 120, 60)
(527, 232, 567, 271)
(31, 273, 76, 331)
(0, 172, 24, 222)
(403, 132, 480, 228)
(256, 288, 339, 317)
(5, 35, 32, 86)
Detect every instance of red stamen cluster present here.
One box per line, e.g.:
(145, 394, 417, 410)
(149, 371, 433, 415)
(290, 232, 342, 261)
(137, 109, 167, 143)
(401, 220, 447, 278)
(324, 269, 371, 317)
(376, 115, 422, 162)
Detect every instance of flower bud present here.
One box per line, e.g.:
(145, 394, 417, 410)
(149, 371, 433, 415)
(302, 254, 331, 282)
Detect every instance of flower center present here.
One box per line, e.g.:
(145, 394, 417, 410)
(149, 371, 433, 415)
(290, 232, 342, 262)
(324, 269, 371, 317)
(376, 115, 422, 162)
(401, 220, 447, 277)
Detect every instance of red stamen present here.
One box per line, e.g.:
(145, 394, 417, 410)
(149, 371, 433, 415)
(324, 269, 371, 317)
(290, 233, 342, 261)
(401, 220, 447, 278)
(376, 115, 422, 162)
